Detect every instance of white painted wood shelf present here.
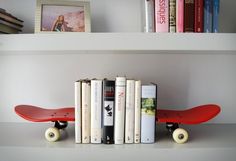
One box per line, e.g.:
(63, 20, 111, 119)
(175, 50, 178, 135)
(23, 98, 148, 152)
(0, 33, 236, 54)
(0, 123, 236, 161)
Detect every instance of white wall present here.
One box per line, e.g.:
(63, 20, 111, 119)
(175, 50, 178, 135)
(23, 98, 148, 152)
(0, 0, 236, 123)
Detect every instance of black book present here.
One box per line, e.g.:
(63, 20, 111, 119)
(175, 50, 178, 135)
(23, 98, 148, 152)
(102, 79, 115, 144)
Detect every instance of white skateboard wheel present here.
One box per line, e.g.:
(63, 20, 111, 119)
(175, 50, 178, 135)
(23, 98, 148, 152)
(172, 128, 189, 144)
(45, 127, 60, 142)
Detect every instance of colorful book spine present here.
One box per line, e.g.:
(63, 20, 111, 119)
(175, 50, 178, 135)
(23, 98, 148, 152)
(204, 0, 213, 33)
(125, 80, 135, 143)
(114, 77, 126, 144)
(102, 80, 115, 144)
(144, 0, 155, 32)
(141, 84, 157, 143)
(75, 80, 82, 143)
(81, 80, 91, 143)
(194, 0, 204, 32)
(184, 0, 195, 32)
(155, 0, 169, 32)
(176, 0, 184, 32)
(91, 80, 102, 143)
(212, 0, 220, 33)
(169, 0, 176, 32)
(134, 80, 141, 143)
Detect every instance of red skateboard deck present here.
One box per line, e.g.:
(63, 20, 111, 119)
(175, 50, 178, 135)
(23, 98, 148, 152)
(156, 104, 221, 124)
(15, 105, 75, 122)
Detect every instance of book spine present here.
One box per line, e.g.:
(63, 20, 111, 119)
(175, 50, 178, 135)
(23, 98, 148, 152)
(204, 0, 213, 33)
(82, 80, 91, 143)
(212, 0, 219, 33)
(144, 0, 155, 32)
(169, 0, 176, 32)
(125, 80, 135, 143)
(114, 77, 126, 144)
(91, 80, 102, 143)
(184, 0, 195, 32)
(141, 84, 157, 143)
(176, 0, 184, 32)
(155, 0, 169, 32)
(194, 0, 204, 32)
(102, 80, 115, 144)
(134, 80, 141, 143)
(75, 81, 82, 143)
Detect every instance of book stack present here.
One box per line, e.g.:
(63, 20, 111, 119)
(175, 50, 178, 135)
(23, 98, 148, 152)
(0, 8, 24, 34)
(144, 0, 220, 33)
(75, 77, 158, 144)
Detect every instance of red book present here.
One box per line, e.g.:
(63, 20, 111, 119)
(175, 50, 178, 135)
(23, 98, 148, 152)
(184, 0, 195, 32)
(194, 0, 204, 32)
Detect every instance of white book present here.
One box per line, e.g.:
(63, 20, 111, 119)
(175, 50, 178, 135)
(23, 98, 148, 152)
(75, 81, 82, 143)
(144, 0, 155, 32)
(125, 80, 135, 143)
(134, 80, 141, 143)
(141, 84, 157, 143)
(114, 77, 126, 144)
(82, 80, 91, 143)
(91, 80, 102, 143)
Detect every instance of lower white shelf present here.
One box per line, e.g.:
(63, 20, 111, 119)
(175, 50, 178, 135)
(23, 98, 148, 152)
(0, 123, 236, 161)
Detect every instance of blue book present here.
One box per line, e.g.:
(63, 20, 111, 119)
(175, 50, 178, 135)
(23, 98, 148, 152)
(213, 0, 220, 33)
(204, 0, 213, 33)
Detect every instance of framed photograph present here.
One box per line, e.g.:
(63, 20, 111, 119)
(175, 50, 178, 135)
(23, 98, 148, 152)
(35, 0, 91, 33)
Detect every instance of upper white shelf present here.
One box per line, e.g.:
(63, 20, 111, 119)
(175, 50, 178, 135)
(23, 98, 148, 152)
(0, 33, 236, 53)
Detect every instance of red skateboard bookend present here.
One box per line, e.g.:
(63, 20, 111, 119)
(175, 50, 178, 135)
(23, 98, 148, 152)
(15, 104, 220, 143)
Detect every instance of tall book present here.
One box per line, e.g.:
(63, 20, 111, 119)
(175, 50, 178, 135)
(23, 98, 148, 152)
(134, 80, 141, 143)
(81, 80, 91, 143)
(176, 0, 184, 32)
(114, 77, 126, 144)
(91, 80, 102, 144)
(204, 0, 213, 33)
(155, 0, 169, 32)
(125, 80, 135, 143)
(184, 0, 195, 32)
(212, 0, 220, 33)
(75, 80, 82, 143)
(194, 0, 204, 32)
(169, 0, 176, 32)
(102, 80, 115, 144)
(141, 84, 157, 143)
(144, 0, 155, 32)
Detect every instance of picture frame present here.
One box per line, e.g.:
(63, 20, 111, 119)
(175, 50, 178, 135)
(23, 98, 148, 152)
(35, 0, 91, 33)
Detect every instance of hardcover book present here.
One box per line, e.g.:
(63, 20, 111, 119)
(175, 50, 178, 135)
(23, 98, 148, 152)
(184, 0, 195, 32)
(194, 0, 204, 32)
(102, 80, 115, 144)
(91, 80, 102, 143)
(75, 80, 82, 143)
(134, 80, 141, 143)
(213, 0, 220, 33)
(0, 10, 23, 26)
(141, 84, 157, 143)
(155, 0, 169, 32)
(125, 80, 135, 143)
(144, 0, 155, 32)
(169, 0, 176, 32)
(176, 0, 184, 32)
(114, 77, 126, 144)
(81, 80, 91, 143)
(204, 0, 213, 33)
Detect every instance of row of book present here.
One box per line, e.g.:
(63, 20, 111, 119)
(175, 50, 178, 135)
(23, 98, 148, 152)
(75, 77, 157, 144)
(0, 8, 23, 34)
(145, 0, 220, 33)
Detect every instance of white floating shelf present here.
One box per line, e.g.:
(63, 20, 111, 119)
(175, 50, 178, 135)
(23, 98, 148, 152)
(0, 123, 236, 161)
(0, 33, 236, 53)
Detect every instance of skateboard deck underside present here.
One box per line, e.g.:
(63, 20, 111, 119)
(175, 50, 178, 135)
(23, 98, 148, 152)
(15, 105, 75, 122)
(156, 104, 221, 124)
